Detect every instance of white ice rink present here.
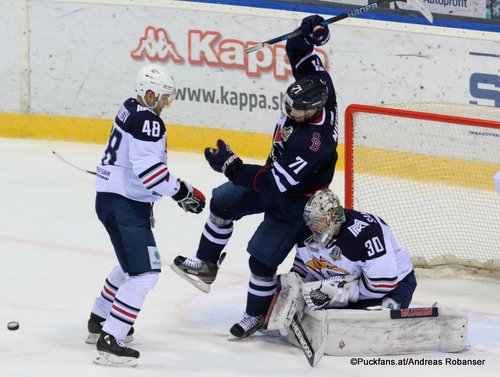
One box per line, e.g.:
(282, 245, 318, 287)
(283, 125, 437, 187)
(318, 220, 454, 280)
(1, 138, 500, 377)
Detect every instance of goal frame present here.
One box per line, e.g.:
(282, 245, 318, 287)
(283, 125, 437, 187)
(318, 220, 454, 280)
(344, 104, 500, 208)
(344, 103, 500, 275)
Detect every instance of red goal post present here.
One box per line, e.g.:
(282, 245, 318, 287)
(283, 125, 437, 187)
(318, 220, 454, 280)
(344, 103, 500, 274)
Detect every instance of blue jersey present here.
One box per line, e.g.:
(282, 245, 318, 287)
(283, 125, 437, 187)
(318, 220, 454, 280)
(232, 36, 338, 195)
(95, 98, 181, 202)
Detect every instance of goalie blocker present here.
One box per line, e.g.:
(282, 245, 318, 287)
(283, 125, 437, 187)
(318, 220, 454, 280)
(264, 273, 468, 357)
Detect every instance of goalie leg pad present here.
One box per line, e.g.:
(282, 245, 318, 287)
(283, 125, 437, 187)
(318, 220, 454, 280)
(285, 306, 468, 356)
(263, 272, 304, 336)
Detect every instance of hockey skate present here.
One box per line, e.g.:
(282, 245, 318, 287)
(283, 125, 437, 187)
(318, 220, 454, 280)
(170, 252, 226, 293)
(86, 313, 134, 344)
(94, 331, 140, 367)
(228, 313, 265, 340)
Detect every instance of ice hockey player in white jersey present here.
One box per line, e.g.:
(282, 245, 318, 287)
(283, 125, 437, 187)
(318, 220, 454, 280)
(87, 64, 206, 367)
(293, 189, 416, 310)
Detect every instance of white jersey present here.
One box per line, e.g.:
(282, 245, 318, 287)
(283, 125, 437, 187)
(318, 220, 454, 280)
(292, 210, 414, 301)
(95, 98, 181, 202)
(494, 171, 500, 196)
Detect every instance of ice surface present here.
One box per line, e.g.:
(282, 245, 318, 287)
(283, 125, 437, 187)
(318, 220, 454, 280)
(1, 138, 499, 376)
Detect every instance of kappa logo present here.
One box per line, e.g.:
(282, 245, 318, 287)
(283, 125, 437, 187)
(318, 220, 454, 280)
(131, 26, 328, 81)
(347, 219, 369, 237)
(131, 26, 184, 63)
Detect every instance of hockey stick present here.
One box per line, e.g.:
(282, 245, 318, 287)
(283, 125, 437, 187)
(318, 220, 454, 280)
(290, 312, 327, 367)
(52, 151, 96, 175)
(245, 0, 433, 53)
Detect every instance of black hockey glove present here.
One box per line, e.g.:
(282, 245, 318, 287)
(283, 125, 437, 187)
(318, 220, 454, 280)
(172, 179, 206, 214)
(300, 15, 330, 46)
(204, 139, 242, 180)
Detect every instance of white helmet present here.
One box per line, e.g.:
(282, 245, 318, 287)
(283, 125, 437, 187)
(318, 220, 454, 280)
(135, 64, 176, 109)
(303, 189, 346, 248)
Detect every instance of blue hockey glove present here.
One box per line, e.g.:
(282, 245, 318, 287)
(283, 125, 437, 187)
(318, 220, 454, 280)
(301, 15, 330, 46)
(172, 179, 206, 214)
(204, 139, 242, 179)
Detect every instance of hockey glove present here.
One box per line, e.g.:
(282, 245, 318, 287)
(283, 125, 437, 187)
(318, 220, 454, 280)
(172, 179, 206, 214)
(302, 274, 359, 310)
(204, 139, 242, 179)
(300, 15, 330, 46)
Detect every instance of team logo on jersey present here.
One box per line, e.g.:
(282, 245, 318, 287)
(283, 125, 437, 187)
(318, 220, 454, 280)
(306, 256, 347, 274)
(273, 116, 288, 146)
(348, 219, 369, 237)
(281, 125, 294, 141)
(310, 132, 321, 152)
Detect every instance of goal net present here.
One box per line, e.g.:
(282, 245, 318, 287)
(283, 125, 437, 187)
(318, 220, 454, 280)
(344, 103, 500, 275)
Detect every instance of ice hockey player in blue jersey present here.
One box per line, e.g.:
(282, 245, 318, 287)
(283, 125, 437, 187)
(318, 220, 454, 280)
(87, 64, 206, 367)
(295, 189, 416, 311)
(171, 15, 339, 339)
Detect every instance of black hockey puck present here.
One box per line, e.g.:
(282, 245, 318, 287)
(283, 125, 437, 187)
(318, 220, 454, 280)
(7, 321, 19, 331)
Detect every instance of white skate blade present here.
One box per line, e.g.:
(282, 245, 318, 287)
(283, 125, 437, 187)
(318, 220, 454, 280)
(170, 262, 211, 293)
(86, 333, 134, 344)
(93, 351, 138, 368)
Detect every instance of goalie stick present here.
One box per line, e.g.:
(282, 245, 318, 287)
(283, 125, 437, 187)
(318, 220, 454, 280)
(263, 273, 327, 367)
(245, 0, 433, 53)
(290, 313, 327, 367)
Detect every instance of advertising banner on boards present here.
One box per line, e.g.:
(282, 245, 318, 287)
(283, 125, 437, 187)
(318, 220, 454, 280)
(394, 0, 486, 18)
(2, 1, 499, 137)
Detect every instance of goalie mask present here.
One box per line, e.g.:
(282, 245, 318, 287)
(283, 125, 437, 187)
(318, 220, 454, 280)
(303, 189, 346, 248)
(283, 75, 328, 123)
(135, 64, 176, 110)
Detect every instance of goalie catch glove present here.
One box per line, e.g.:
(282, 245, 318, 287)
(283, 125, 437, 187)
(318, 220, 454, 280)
(302, 274, 359, 310)
(171, 179, 206, 214)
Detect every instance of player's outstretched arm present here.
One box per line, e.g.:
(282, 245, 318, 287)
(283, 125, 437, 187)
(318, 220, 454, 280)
(204, 139, 243, 179)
